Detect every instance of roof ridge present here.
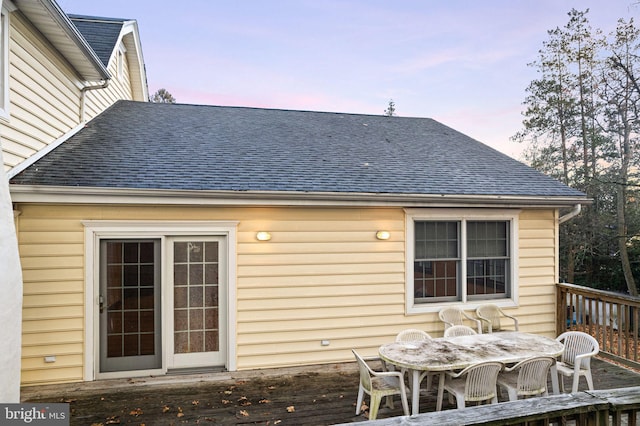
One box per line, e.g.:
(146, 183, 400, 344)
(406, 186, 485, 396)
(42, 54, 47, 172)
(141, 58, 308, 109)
(141, 100, 436, 121)
(68, 14, 131, 23)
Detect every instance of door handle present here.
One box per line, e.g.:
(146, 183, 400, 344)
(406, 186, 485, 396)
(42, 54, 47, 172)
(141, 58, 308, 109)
(99, 295, 105, 314)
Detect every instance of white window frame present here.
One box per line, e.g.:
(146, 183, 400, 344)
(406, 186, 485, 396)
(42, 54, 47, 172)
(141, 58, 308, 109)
(83, 220, 238, 381)
(405, 208, 520, 314)
(0, 1, 14, 121)
(117, 44, 126, 81)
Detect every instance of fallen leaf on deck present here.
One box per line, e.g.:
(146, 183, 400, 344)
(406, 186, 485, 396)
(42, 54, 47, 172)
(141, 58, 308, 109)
(129, 408, 143, 417)
(286, 406, 295, 413)
(239, 410, 249, 417)
(191, 400, 199, 406)
(162, 405, 170, 413)
(259, 399, 271, 404)
(221, 399, 231, 405)
(238, 396, 251, 406)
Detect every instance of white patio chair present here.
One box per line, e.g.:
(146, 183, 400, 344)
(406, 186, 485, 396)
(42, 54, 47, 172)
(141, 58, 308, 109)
(555, 331, 599, 393)
(438, 361, 503, 409)
(439, 306, 482, 333)
(395, 328, 432, 342)
(352, 349, 409, 420)
(395, 329, 437, 393)
(443, 325, 478, 338)
(476, 304, 519, 333)
(497, 356, 556, 401)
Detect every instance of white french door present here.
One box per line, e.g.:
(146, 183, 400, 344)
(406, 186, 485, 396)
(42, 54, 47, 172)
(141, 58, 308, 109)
(99, 239, 162, 373)
(166, 237, 227, 369)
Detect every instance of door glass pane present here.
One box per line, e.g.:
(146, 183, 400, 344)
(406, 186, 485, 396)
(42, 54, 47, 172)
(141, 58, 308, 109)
(105, 241, 156, 359)
(174, 241, 220, 354)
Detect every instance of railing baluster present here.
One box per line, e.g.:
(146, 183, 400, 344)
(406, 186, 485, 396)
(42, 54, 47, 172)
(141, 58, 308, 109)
(557, 283, 640, 369)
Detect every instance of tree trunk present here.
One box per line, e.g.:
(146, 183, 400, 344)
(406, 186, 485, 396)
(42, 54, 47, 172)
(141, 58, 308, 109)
(617, 184, 638, 296)
(567, 242, 576, 283)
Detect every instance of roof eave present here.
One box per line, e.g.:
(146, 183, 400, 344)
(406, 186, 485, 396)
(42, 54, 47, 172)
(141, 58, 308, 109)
(8, 185, 592, 208)
(14, 0, 110, 81)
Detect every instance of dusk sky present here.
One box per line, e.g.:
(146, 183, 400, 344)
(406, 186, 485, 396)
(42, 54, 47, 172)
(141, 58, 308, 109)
(57, 1, 638, 159)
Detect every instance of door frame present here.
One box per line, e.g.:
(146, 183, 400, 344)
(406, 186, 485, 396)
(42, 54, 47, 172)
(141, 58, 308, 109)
(83, 220, 238, 381)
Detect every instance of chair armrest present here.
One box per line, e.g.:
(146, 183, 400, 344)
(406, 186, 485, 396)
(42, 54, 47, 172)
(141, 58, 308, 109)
(573, 349, 598, 372)
(462, 311, 483, 333)
(372, 370, 406, 380)
(471, 317, 483, 333)
(502, 312, 519, 330)
(363, 356, 388, 371)
(476, 316, 493, 333)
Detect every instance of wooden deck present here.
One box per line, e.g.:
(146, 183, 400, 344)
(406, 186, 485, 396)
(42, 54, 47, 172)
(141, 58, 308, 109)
(21, 358, 640, 425)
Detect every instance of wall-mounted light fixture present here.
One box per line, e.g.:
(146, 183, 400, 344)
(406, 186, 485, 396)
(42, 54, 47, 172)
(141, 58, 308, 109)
(376, 230, 390, 240)
(256, 231, 272, 241)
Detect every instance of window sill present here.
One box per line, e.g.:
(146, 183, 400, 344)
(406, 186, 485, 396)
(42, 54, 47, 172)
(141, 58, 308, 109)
(406, 299, 518, 315)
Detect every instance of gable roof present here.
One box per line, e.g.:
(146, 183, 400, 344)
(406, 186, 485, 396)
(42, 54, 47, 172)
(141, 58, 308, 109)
(9, 100, 587, 205)
(68, 15, 127, 67)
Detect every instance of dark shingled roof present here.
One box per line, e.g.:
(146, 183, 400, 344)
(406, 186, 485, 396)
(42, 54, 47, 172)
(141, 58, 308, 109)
(10, 100, 586, 198)
(68, 15, 126, 67)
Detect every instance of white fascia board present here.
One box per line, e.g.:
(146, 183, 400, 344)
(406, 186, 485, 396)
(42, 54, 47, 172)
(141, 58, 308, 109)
(17, 0, 110, 80)
(8, 185, 591, 209)
(105, 19, 147, 101)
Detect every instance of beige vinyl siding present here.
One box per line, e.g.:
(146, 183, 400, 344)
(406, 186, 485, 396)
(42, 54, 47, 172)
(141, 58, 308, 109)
(83, 42, 134, 121)
(18, 213, 85, 385)
(2, 13, 82, 169)
(2, 14, 141, 170)
(15, 204, 560, 385)
(516, 209, 558, 334)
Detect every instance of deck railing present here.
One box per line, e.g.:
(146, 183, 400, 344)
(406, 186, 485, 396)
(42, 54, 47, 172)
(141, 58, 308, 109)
(349, 387, 640, 425)
(557, 282, 640, 368)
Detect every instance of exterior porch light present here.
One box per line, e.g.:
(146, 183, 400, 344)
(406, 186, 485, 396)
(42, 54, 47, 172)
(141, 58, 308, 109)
(256, 231, 272, 241)
(376, 231, 390, 240)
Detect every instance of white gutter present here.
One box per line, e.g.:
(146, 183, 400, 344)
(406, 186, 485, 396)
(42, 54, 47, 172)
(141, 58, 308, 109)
(559, 204, 582, 224)
(8, 185, 591, 208)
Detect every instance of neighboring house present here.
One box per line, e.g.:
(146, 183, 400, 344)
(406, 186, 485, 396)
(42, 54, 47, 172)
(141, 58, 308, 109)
(0, 0, 146, 393)
(9, 99, 589, 385)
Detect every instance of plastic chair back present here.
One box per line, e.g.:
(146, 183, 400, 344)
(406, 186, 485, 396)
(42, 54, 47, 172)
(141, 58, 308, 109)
(464, 362, 503, 402)
(514, 356, 555, 396)
(396, 329, 431, 342)
(558, 331, 599, 368)
(444, 325, 477, 337)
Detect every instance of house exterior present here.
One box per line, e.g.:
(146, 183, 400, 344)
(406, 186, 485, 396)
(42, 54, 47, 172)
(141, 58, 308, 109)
(0, 0, 147, 397)
(8, 99, 589, 386)
(2, 1, 589, 389)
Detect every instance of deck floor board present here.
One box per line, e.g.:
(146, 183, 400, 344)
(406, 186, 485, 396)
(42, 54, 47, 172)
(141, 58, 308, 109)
(21, 358, 640, 425)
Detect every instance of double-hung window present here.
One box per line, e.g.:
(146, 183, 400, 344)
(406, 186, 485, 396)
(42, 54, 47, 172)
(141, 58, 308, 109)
(406, 209, 518, 313)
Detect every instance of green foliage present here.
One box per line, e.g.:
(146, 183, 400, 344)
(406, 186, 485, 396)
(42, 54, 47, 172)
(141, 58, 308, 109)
(150, 88, 176, 104)
(384, 99, 396, 116)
